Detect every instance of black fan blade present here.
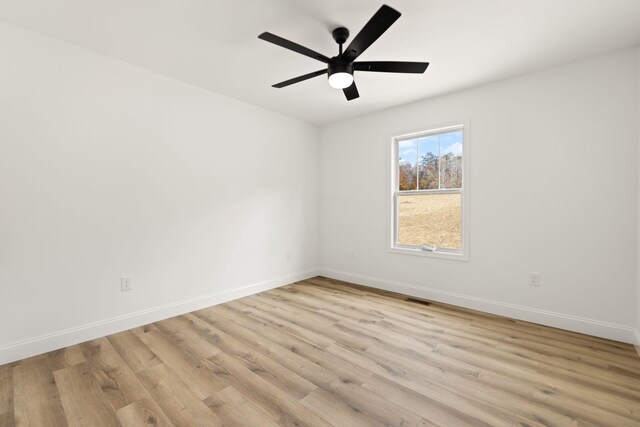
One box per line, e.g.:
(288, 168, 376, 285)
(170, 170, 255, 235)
(272, 69, 327, 88)
(259, 32, 330, 63)
(354, 61, 429, 74)
(342, 5, 401, 62)
(343, 82, 360, 101)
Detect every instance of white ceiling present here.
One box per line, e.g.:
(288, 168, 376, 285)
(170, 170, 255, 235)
(1, 0, 640, 125)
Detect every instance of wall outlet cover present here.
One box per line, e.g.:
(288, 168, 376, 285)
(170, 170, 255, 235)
(528, 273, 541, 287)
(121, 277, 133, 292)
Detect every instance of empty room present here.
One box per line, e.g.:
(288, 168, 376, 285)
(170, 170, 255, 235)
(1, 1, 640, 426)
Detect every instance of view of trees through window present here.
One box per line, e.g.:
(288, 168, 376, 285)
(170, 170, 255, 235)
(398, 131, 463, 191)
(395, 129, 464, 251)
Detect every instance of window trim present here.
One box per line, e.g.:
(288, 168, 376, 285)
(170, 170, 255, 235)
(388, 122, 470, 261)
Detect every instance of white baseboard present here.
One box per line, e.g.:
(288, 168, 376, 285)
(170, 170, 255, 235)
(3, 267, 636, 365)
(0, 269, 319, 365)
(319, 268, 638, 345)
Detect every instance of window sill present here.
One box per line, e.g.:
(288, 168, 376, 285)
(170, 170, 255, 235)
(388, 246, 469, 261)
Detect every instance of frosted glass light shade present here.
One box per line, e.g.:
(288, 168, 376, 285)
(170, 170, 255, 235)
(328, 72, 353, 89)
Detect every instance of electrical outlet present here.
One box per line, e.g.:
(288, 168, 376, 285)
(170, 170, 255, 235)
(528, 273, 541, 287)
(350, 249, 356, 259)
(121, 276, 133, 292)
(286, 251, 292, 261)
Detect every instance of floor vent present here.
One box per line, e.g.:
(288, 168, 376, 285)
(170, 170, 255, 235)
(405, 297, 432, 306)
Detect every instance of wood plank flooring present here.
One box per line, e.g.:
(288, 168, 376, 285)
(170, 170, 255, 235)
(2, 276, 640, 426)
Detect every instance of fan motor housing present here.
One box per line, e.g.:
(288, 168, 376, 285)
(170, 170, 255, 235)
(328, 59, 354, 78)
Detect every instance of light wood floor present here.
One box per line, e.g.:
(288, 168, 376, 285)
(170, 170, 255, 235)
(1, 277, 640, 427)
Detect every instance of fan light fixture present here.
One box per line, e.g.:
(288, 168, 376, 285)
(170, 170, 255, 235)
(328, 72, 353, 89)
(327, 61, 354, 90)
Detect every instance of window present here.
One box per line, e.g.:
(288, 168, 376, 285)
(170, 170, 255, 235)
(391, 124, 467, 259)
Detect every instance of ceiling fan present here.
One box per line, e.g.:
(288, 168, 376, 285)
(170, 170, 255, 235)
(258, 4, 429, 101)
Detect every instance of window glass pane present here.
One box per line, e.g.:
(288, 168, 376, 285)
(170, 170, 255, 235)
(397, 192, 462, 249)
(439, 131, 463, 189)
(418, 136, 439, 190)
(398, 139, 417, 190)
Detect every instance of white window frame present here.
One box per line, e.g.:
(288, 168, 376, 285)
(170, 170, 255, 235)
(388, 123, 470, 261)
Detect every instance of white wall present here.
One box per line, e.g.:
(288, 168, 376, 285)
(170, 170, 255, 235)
(0, 22, 320, 362)
(320, 48, 640, 343)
